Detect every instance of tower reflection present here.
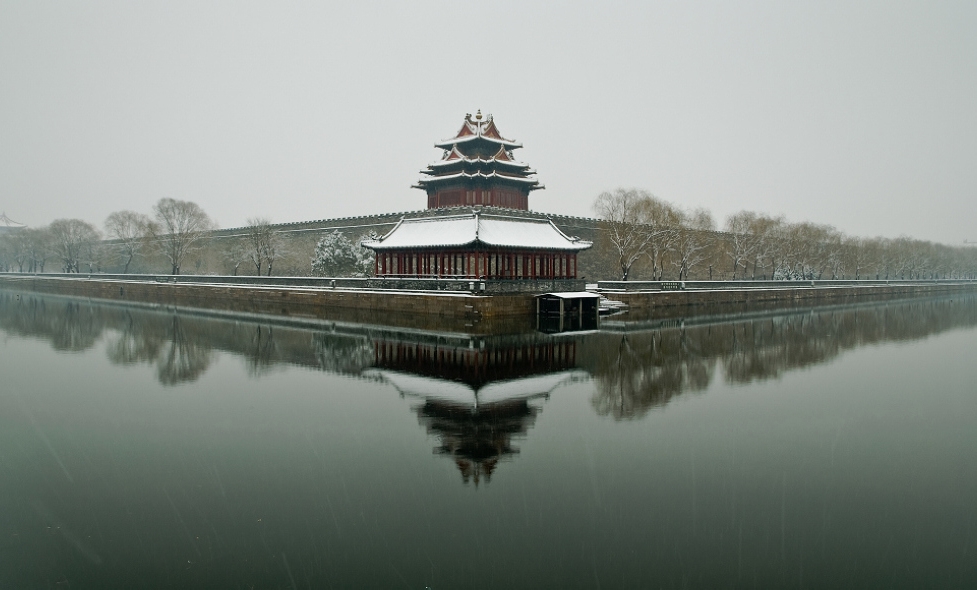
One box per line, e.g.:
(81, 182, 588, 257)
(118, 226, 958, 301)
(368, 335, 585, 485)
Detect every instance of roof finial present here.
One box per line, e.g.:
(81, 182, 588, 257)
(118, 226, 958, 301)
(475, 109, 482, 121)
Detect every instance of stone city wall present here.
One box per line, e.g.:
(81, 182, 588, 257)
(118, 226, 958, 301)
(0, 275, 540, 334)
(98, 206, 613, 279)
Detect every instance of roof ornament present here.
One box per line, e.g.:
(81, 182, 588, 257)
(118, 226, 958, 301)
(474, 110, 482, 121)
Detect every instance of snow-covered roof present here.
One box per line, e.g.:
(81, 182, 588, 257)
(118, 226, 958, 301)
(415, 170, 541, 185)
(435, 134, 522, 150)
(362, 212, 592, 252)
(535, 291, 601, 299)
(0, 212, 26, 229)
(434, 111, 522, 150)
(429, 156, 530, 169)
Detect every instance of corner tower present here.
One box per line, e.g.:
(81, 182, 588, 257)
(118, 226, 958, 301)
(414, 111, 543, 210)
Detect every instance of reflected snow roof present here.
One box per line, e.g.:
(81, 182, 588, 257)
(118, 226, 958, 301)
(362, 213, 592, 251)
(368, 369, 586, 405)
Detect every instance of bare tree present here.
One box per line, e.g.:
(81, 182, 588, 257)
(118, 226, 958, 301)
(244, 217, 283, 276)
(745, 214, 782, 279)
(22, 227, 53, 273)
(150, 198, 215, 275)
(593, 189, 657, 281)
(49, 219, 101, 273)
(105, 211, 151, 273)
(841, 236, 866, 279)
(6, 231, 29, 272)
(220, 239, 249, 276)
(724, 211, 760, 279)
(0, 234, 15, 272)
(645, 197, 682, 280)
(669, 208, 716, 280)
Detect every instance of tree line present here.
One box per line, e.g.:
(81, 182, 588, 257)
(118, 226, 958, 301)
(594, 188, 977, 281)
(4, 189, 974, 280)
(0, 198, 376, 277)
(0, 199, 219, 275)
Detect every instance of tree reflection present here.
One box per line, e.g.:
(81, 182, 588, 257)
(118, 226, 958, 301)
(155, 316, 213, 385)
(312, 332, 374, 375)
(588, 297, 977, 419)
(106, 312, 165, 365)
(0, 293, 104, 352)
(589, 329, 714, 419)
(3, 290, 976, 418)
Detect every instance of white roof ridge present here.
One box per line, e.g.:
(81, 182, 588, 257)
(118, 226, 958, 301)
(374, 216, 406, 241)
(416, 171, 540, 184)
(399, 213, 477, 223)
(430, 155, 530, 166)
(434, 135, 523, 149)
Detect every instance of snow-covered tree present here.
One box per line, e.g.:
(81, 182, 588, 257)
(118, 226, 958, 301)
(311, 230, 374, 277)
(104, 210, 151, 273)
(49, 219, 101, 273)
(244, 217, 285, 276)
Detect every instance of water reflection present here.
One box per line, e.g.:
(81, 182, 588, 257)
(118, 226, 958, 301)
(587, 298, 977, 418)
(3, 289, 976, 587)
(2, 290, 976, 423)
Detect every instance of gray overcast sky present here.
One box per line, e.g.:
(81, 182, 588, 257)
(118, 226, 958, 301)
(1, 1, 975, 244)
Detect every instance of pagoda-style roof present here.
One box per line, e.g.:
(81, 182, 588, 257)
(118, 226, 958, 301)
(0, 212, 26, 233)
(427, 146, 533, 172)
(415, 111, 544, 199)
(361, 212, 592, 252)
(416, 170, 539, 186)
(434, 110, 523, 151)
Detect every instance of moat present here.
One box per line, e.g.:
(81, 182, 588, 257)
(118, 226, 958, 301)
(1, 290, 976, 588)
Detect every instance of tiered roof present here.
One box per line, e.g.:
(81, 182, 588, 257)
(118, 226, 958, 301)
(0, 212, 26, 233)
(414, 110, 544, 193)
(361, 212, 592, 252)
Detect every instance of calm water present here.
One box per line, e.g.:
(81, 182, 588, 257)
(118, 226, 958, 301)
(1, 290, 976, 589)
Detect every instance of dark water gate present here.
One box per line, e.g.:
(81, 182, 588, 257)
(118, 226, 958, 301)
(536, 292, 600, 332)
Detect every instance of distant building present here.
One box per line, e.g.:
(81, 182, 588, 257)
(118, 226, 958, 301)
(0, 212, 26, 235)
(414, 110, 543, 210)
(364, 113, 591, 279)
